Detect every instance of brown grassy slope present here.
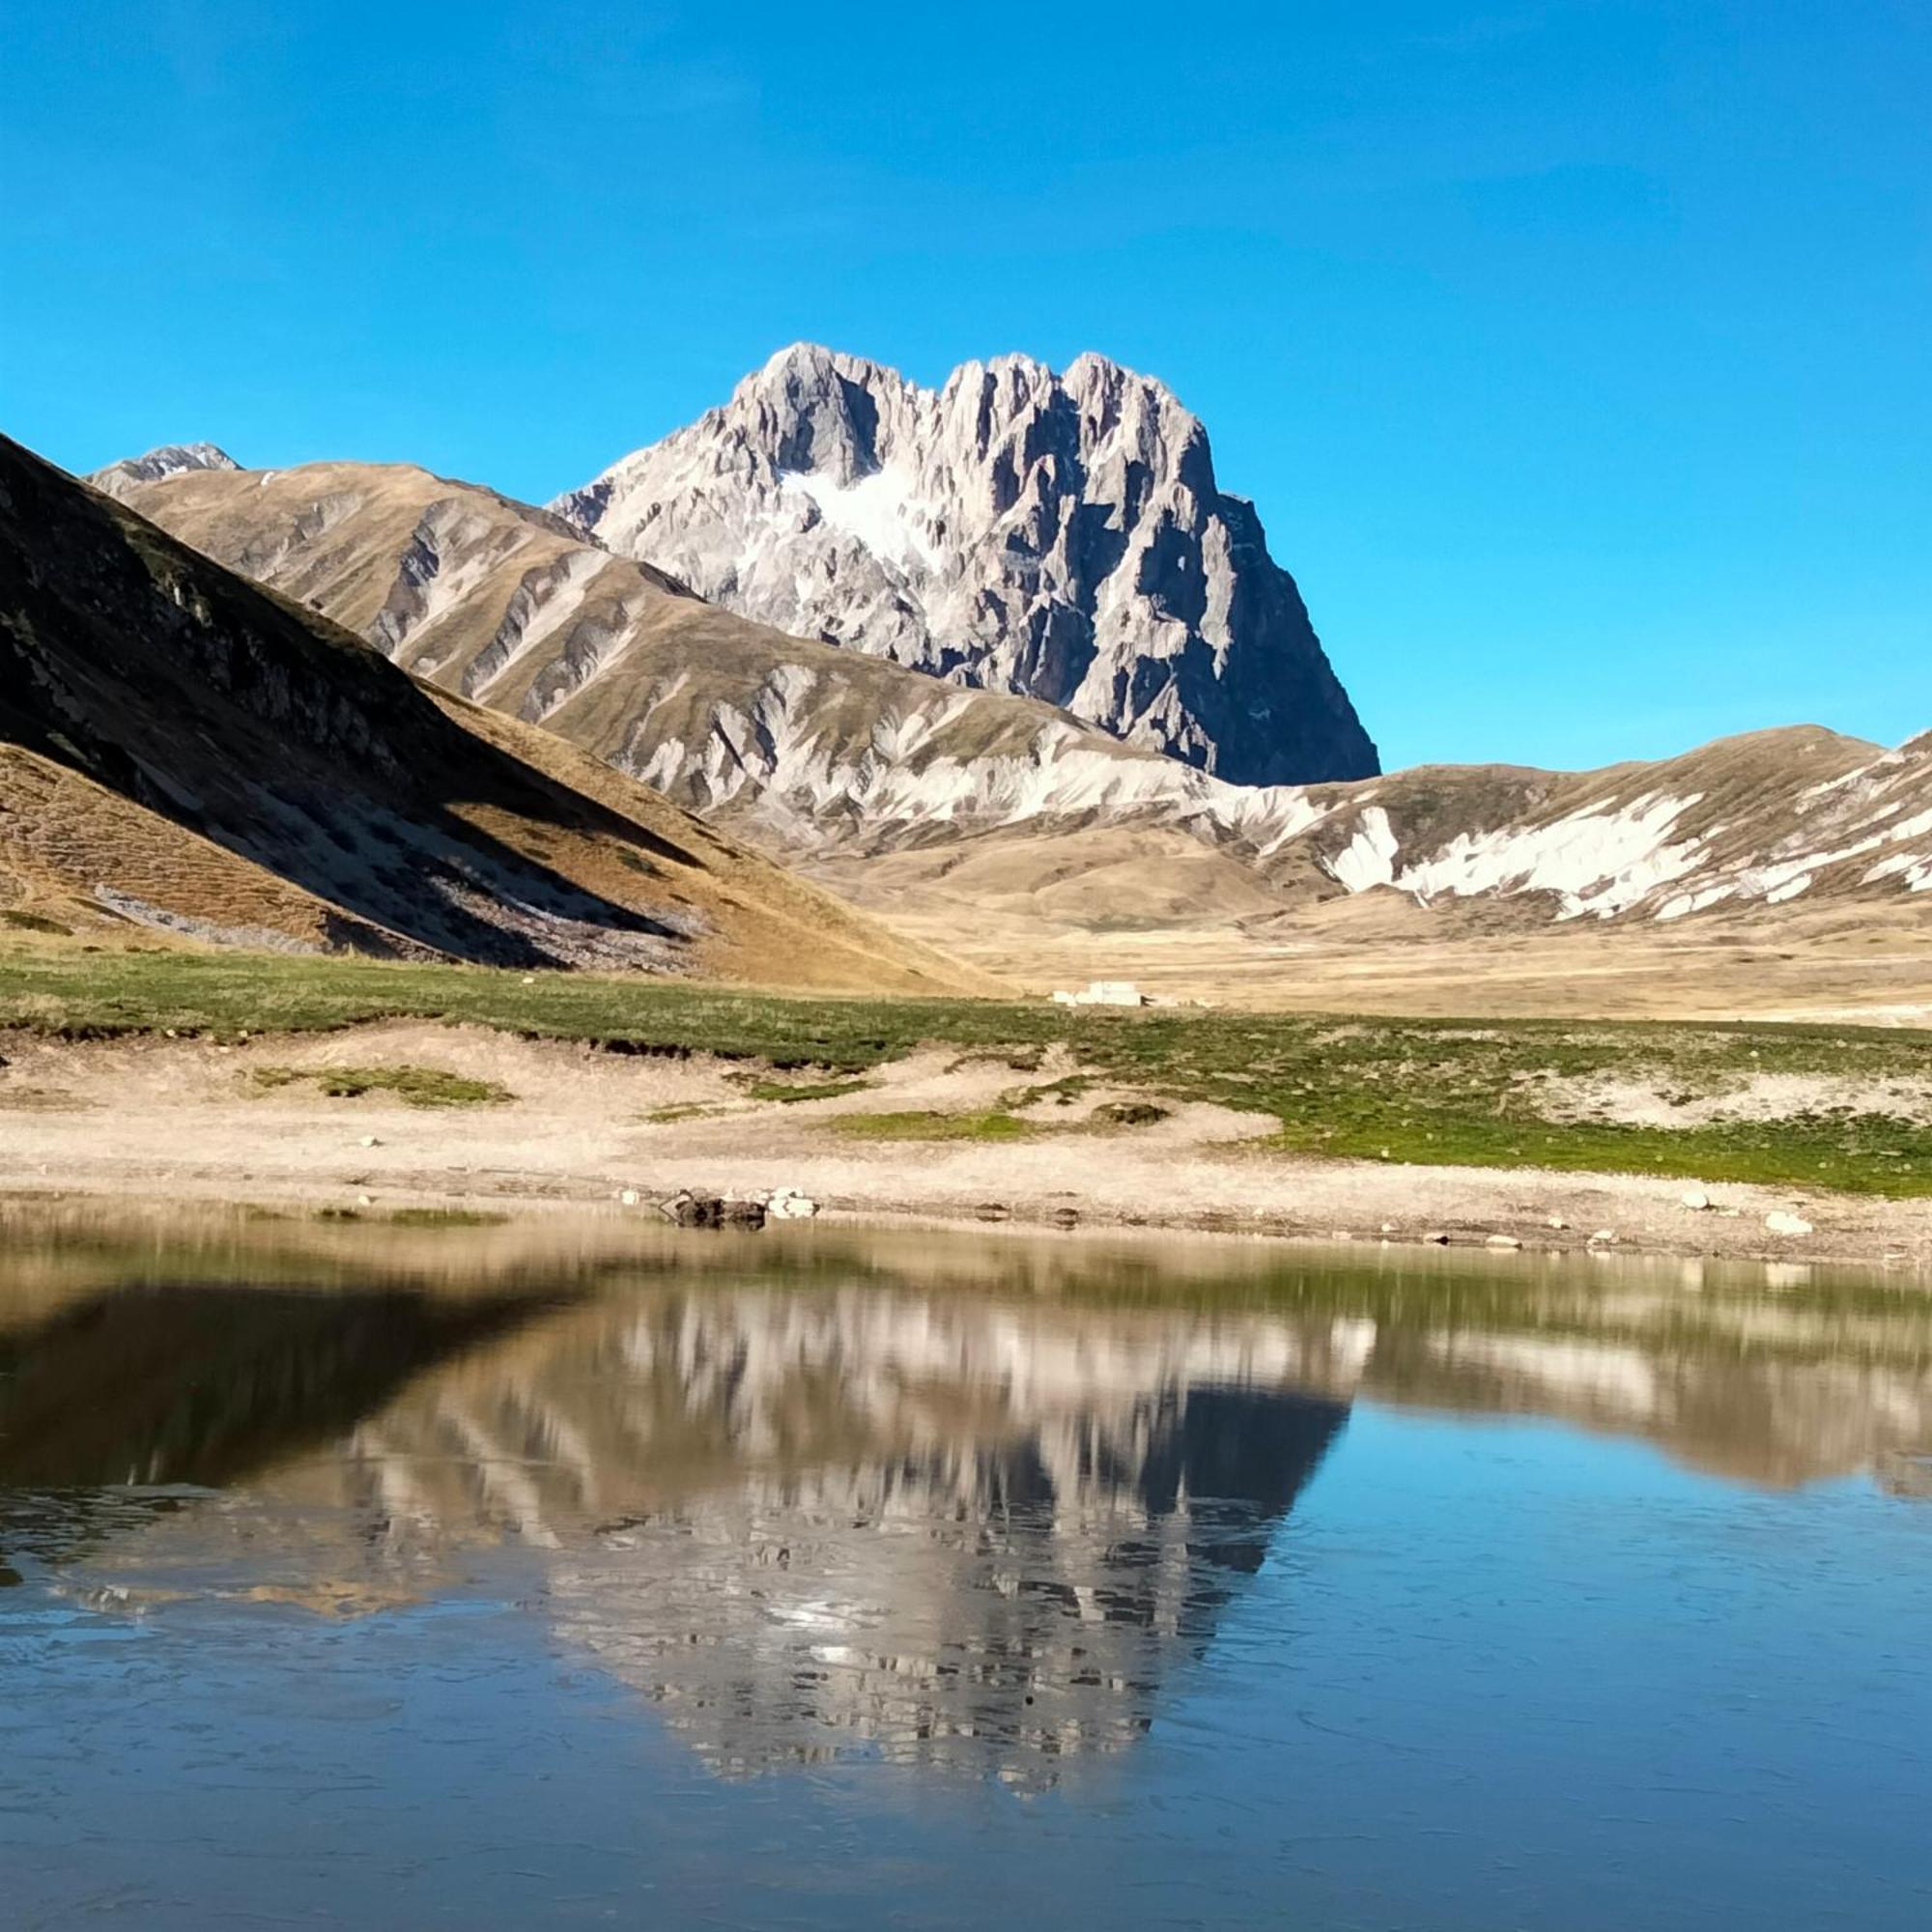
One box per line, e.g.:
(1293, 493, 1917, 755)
(432, 687, 1000, 991)
(121, 462, 1925, 902)
(119, 459, 1120, 807)
(0, 743, 366, 947)
(0, 434, 990, 992)
(109, 451, 1930, 1023)
(1287, 726, 1879, 886)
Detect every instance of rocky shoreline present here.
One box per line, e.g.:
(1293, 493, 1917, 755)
(3, 1150, 1925, 1281)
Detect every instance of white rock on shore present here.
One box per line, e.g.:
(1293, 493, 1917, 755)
(761, 1186, 820, 1220)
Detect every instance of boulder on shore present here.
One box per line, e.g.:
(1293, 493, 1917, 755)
(664, 1191, 767, 1231)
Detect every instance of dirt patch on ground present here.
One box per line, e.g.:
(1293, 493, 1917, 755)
(1545, 1070, 1932, 1130)
(2, 1021, 1927, 1276)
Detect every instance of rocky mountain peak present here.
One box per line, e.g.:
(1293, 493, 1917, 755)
(732, 342, 894, 486)
(553, 347, 1378, 786)
(89, 441, 242, 500)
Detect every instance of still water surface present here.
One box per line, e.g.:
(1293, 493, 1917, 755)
(3, 1210, 1929, 1928)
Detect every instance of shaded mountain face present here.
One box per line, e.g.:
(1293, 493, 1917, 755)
(0, 433, 984, 989)
(108, 452, 1930, 932)
(553, 344, 1380, 787)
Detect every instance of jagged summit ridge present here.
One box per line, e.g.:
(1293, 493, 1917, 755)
(553, 345, 1379, 787)
(89, 441, 241, 499)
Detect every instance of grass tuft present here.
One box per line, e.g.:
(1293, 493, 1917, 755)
(1001, 1074, 1094, 1111)
(251, 1065, 512, 1108)
(734, 1074, 873, 1104)
(835, 1109, 1037, 1143)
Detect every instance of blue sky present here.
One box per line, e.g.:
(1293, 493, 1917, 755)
(2, 1, 1926, 772)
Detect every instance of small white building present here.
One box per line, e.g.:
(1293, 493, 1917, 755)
(1050, 980, 1147, 1008)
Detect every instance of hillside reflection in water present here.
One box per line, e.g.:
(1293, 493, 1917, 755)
(4, 1210, 1930, 1928)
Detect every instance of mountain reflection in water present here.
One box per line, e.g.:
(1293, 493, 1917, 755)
(3, 1209, 1930, 1790)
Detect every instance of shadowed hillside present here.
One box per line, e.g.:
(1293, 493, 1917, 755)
(0, 435, 988, 991)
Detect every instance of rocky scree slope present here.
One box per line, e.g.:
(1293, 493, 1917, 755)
(826, 725, 1932, 936)
(552, 343, 1378, 788)
(109, 451, 1931, 930)
(0, 434, 980, 989)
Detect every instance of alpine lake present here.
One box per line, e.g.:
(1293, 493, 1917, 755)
(3, 1205, 1928, 1929)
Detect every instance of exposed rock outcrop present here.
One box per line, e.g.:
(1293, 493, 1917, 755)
(89, 441, 241, 500)
(554, 344, 1379, 787)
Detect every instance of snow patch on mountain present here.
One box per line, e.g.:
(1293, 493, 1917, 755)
(788, 467, 933, 571)
(1401, 794, 1707, 921)
(1321, 793, 1710, 919)
(99, 451, 1932, 932)
(1298, 731, 1932, 923)
(1323, 808, 1402, 892)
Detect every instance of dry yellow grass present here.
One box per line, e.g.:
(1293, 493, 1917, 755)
(0, 746, 346, 947)
(90, 451, 1932, 1016)
(431, 689, 999, 994)
(812, 830, 1932, 1022)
